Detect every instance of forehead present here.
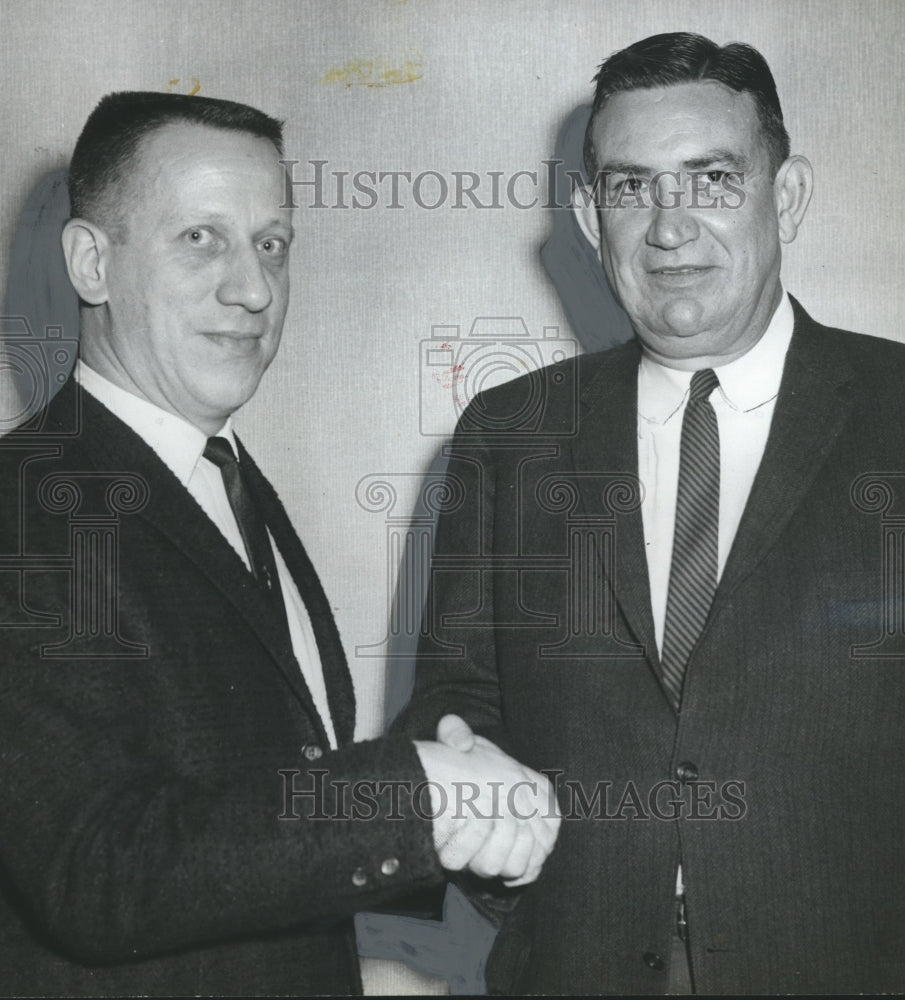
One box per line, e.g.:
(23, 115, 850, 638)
(125, 122, 287, 221)
(592, 81, 765, 167)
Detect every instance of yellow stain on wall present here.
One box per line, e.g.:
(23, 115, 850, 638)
(322, 55, 423, 88)
(166, 77, 201, 95)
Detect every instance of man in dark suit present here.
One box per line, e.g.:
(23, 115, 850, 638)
(0, 91, 560, 996)
(396, 33, 905, 994)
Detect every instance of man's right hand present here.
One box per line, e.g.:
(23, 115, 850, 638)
(414, 715, 561, 887)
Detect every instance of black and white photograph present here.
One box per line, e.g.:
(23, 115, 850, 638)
(1, 1, 903, 994)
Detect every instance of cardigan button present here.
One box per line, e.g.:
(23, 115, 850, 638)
(302, 744, 324, 761)
(642, 951, 665, 971)
(351, 868, 368, 888)
(676, 761, 698, 782)
(380, 857, 400, 877)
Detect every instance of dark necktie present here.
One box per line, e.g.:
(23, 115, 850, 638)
(203, 436, 290, 631)
(660, 369, 721, 709)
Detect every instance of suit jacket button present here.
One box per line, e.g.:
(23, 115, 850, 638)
(302, 744, 323, 761)
(642, 951, 665, 971)
(676, 761, 698, 782)
(351, 868, 368, 888)
(380, 857, 400, 877)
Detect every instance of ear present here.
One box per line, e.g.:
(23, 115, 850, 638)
(773, 155, 813, 244)
(60, 218, 112, 305)
(571, 185, 602, 253)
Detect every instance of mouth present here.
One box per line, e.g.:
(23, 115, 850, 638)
(202, 332, 265, 356)
(647, 265, 715, 283)
(649, 264, 713, 275)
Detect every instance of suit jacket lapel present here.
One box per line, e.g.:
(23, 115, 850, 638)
(568, 342, 660, 671)
(57, 383, 345, 742)
(237, 441, 356, 747)
(562, 299, 856, 697)
(712, 298, 856, 613)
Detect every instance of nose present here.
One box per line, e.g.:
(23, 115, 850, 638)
(215, 244, 273, 312)
(645, 202, 700, 251)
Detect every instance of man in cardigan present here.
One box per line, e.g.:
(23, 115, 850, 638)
(397, 33, 905, 994)
(0, 92, 559, 996)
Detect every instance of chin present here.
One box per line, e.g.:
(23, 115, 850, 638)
(197, 380, 260, 420)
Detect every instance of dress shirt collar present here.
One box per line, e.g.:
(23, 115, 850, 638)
(638, 291, 795, 424)
(74, 359, 237, 487)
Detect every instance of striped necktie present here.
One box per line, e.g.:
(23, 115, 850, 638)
(660, 368, 720, 709)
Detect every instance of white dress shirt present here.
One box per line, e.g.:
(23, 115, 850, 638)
(75, 360, 337, 748)
(638, 293, 795, 653)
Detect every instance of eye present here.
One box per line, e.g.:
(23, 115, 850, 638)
(607, 174, 647, 198)
(184, 227, 214, 246)
(257, 236, 289, 258)
(705, 170, 726, 185)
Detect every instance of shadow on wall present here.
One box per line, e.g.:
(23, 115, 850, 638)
(540, 103, 633, 354)
(382, 102, 634, 731)
(367, 105, 633, 994)
(0, 168, 79, 435)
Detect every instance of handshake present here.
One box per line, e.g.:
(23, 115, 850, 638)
(415, 715, 561, 887)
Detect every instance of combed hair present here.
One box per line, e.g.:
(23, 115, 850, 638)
(68, 91, 285, 234)
(583, 32, 790, 179)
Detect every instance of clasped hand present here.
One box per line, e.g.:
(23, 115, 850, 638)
(415, 715, 561, 887)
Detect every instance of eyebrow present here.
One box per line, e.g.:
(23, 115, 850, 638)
(260, 220, 295, 242)
(595, 150, 751, 176)
(594, 161, 652, 177)
(682, 150, 751, 172)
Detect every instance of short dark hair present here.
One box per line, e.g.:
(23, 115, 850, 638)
(68, 91, 285, 234)
(583, 32, 790, 179)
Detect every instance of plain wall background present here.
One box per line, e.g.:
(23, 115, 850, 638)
(2, 0, 903, 742)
